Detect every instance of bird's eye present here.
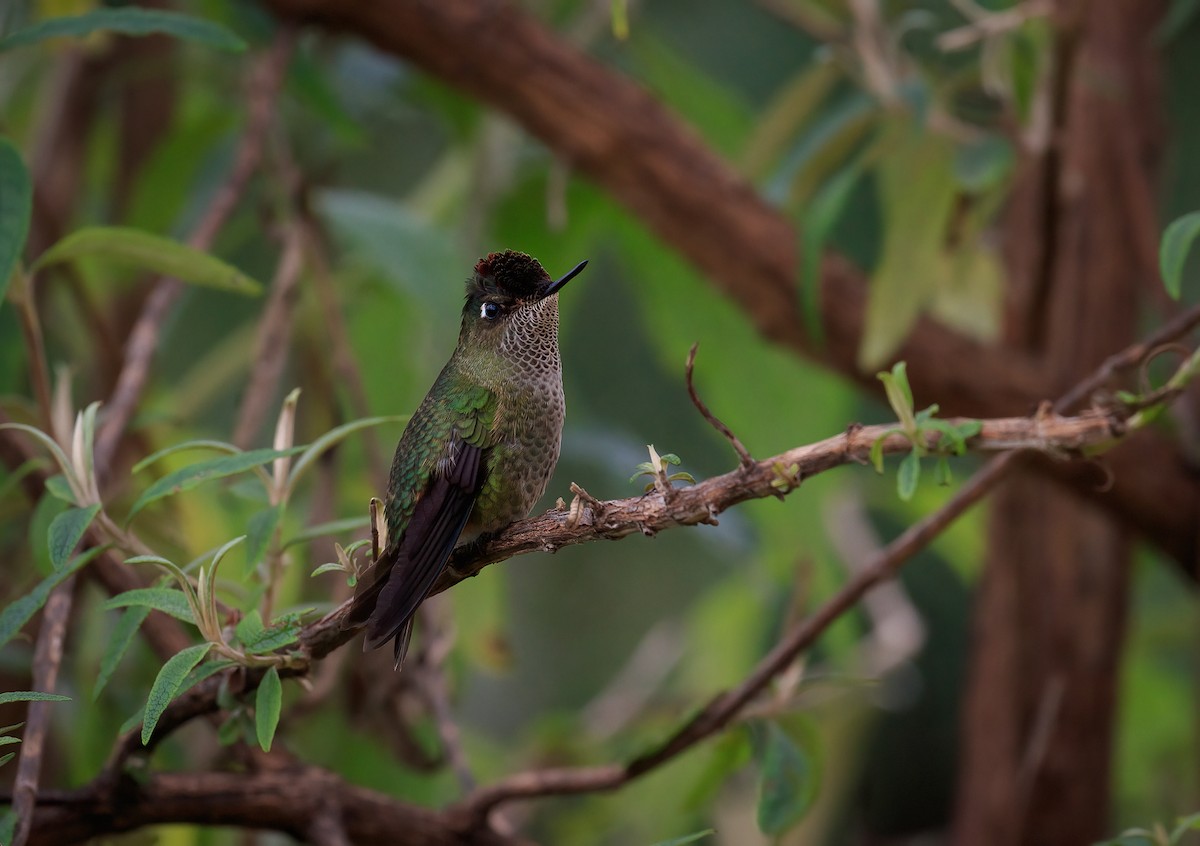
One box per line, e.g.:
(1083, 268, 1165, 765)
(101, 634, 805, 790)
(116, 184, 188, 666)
(480, 302, 502, 320)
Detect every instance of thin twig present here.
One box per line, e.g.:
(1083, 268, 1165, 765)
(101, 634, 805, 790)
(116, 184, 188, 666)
(685, 343, 753, 468)
(232, 222, 307, 448)
(297, 204, 389, 490)
(11, 576, 76, 846)
(94, 29, 297, 473)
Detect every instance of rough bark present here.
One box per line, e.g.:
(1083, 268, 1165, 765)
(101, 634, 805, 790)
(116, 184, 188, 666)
(954, 2, 1167, 842)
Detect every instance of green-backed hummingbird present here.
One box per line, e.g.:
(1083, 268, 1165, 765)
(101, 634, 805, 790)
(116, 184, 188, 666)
(348, 251, 587, 665)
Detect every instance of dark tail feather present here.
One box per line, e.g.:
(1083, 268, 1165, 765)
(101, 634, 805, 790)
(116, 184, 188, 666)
(392, 619, 415, 669)
(345, 545, 396, 628)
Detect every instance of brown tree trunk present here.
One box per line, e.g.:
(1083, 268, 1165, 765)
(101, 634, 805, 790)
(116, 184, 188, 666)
(954, 1, 1166, 843)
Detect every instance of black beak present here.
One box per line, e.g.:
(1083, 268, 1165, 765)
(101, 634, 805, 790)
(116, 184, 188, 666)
(541, 260, 588, 298)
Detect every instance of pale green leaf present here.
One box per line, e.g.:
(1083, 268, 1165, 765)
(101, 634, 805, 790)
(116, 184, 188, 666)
(127, 447, 304, 521)
(283, 516, 370, 550)
(1159, 211, 1200, 299)
(0, 8, 246, 53)
(0, 136, 31, 307)
(94, 605, 152, 701)
(141, 643, 212, 745)
(0, 691, 71, 704)
(0, 546, 107, 649)
(0, 423, 79, 497)
(32, 227, 261, 295)
(47, 504, 100, 571)
(132, 439, 243, 474)
(244, 505, 282, 577)
(757, 722, 816, 835)
(897, 450, 921, 501)
(255, 667, 282, 752)
(859, 124, 959, 369)
(650, 831, 716, 846)
(309, 562, 348, 578)
(287, 416, 405, 489)
(43, 474, 76, 504)
(103, 588, 195, 624)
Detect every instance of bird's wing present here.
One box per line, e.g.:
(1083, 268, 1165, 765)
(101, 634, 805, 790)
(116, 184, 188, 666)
(355, 385, 495, 661)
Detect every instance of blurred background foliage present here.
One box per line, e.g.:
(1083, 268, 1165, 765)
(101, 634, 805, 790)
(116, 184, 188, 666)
(0, 0, 1198, 844)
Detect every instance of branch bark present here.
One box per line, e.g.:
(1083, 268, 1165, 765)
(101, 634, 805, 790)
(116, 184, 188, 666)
(20, 768, 530, 846)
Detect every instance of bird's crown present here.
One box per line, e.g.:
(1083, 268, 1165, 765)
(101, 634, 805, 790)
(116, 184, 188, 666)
(467, 251, 552, 302)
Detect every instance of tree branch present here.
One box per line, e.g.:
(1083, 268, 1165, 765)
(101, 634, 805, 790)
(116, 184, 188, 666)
(16, 768, 530, 846)
(260, 0, 1200, 568)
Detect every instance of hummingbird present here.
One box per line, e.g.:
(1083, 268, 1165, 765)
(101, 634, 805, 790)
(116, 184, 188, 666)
(347, 250, 587, 665)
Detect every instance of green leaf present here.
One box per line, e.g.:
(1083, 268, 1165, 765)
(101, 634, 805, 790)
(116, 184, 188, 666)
(0, 736, 20, 747)
(0, 690, 71, 704)
(1169, 812, 1200, 844)
(132, 439, 243, 474)
(649, 831, 716, 846)
(94, 605, 152, 701)
(897, 450, 921, 501)
(0, 545, 107, 649)
(878, 362, 917, 436)
(1159, 211, 1200, 299)
(0, 8, 246, 53)
(0, 423, 79, 498)
(235, 609, 265, 646)
(103, 588, 196, 624)
(309, 562, 348, 578)
(244, 505, 282, 577)
(935, 454, 952, 486)
(799, 161, 865, 343)
(287, 416, 406, 488)
(31, 227, 261, 295)
(954, 135, 1014, 192)
(283, 515, 370, 550)
(0, 752, 14, 768)
(241, 613, 302, 655)
(141, 643, 212, 745)
(43, 474, 77, 504)
(46, 504, 100, 571)
(255, 667, 282, 752)
(757, 722, 816, 835)
(127, 447, 304, 521)
(869, 435, 887, 474)
(0, 136, 32, 307)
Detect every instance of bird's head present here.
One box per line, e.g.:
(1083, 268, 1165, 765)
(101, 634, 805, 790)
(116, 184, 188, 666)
(457, 251, 587, 364)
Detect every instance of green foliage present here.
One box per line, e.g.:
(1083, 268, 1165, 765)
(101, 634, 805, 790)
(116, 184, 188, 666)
(0, 136, 31, 307)
(649, 831, 715, 846)
(872, 362, 981, 501)
(1159, 211, 1200, 299)
(127, 447, 303, 521)
(141, 643, 213, 745)
(629, 444, 696, 492)
(755, 721, 818, 836)
(1095, 812, 1200, 846)
(94, 606, 152, 701)
(0, 546, 109, 649)
(0, 692, 68, 767)
(103, 588, 196, 624)
(255, 667, 282, 752)
(0, 691, 72, 704)
(32, 227, 263, 295)
(0, 7, 246, 53)
(46, 504, 100, 571)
